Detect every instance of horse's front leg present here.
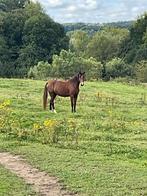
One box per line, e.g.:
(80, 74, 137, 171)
(70, 96, 74, 112)
(73, 94, 78, 112)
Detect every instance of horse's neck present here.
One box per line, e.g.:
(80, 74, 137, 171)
(69, 76, 80, 87)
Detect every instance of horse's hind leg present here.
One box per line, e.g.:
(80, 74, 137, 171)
(49, 93, 56, 112)
(49, 100, 52, 111)
(49, 94, 52, 111)
(52, 94, 56, 112)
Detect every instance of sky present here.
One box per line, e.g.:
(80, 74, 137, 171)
(32, 0, 147, 23)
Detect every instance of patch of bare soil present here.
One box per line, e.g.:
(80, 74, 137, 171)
(0, 152, 75, 196)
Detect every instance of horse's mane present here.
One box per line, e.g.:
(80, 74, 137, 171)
(69, 74, 79, 83)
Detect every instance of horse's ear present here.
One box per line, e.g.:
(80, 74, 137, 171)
(82, 72, 85, 75)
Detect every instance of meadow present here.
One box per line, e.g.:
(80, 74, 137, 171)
(0, 78, 147, 196)
(0, 165, 36, 196)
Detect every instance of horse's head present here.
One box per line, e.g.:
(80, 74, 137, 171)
(78, 72, 85, 86)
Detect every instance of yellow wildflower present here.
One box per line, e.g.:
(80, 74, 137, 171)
(43, 119, 56, 128)
(33, 123, 41, 129)
(0, 100, 11, 109)
(3, 100, 11, 107)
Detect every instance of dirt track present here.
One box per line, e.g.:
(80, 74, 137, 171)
(0, 152, 74, 196)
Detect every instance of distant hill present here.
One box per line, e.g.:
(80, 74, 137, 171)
(63, 21, 133, 34)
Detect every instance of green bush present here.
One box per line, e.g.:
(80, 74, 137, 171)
(134, 60, 147, 82)
(51, 49, 103, 80)
(105, 58, 132, 80)
(27, 61, 51, 79)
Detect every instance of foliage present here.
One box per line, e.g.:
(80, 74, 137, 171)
(51, 49, 102, 79)
(64, 22, 101, 34)
(134, 60, 147, 82)
(86, 28, 128, 62)
(64, 21, 132, 34)
(120, 13, 147, 63)
(105, 58, 133, 80)
(0, 0, 29, 12)
(68, 30, 89, 56)
(27, 61, 51, 79)
(0, 0, 68, 77)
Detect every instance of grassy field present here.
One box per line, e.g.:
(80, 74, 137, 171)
(0, 165, 36, 196)
(0, 78, 147, 195)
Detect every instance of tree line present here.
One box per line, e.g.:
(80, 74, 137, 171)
(0, 0, 68, 77)
(0, 0, 147, 82)
(64, 21, 132, 35)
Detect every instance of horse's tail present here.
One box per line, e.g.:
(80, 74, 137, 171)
(43, 82, 48, 110)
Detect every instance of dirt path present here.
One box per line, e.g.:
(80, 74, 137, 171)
(0, 152, 75, 196)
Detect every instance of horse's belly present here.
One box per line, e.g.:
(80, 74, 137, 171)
(57, 93, 69, 97)
(54, 89, 69, 97)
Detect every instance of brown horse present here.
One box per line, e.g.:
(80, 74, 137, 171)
(43, 72, 85, 112)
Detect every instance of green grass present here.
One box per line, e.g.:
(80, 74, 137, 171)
(0, 165, 36, 196)
(0, 78, 147, 195)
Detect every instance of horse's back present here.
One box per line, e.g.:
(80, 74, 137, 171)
(47, 79, 69, 96)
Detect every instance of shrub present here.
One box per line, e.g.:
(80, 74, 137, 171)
(28, 61, 51, 79)
(134, 60, 147, 82)
(51, 49, 103, 80)
(105, 58, 132, 80)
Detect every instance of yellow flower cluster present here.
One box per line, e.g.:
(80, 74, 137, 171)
(33, 123, 41, 129)
(0, 100, 11, 109)
(43, 119, 57, 128)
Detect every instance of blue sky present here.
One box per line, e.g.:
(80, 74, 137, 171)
(32, 0, 147, 23)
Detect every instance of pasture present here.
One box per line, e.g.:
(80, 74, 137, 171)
(0, 78, 147, 196)
(0, 165, 36, 196)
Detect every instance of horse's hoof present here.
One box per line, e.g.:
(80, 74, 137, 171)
(53, 110, 57, 113)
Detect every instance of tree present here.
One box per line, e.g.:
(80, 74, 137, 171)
(86, 27, 128, 62)
(51, 49, 102, 80)
(0, 0, 69, 77)
(28, 61, 51, 79)
(134, 61, 147, 82)
(119, 13, 147, 63)
(69, 30, 89, 57)
(19, 13, 68, 66)
(105, 58, 132, 80)
(0, 0, 29, 12)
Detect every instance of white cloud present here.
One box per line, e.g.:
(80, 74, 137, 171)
(132, 7, 140, 12)
(46, 0, 63, 7)
(32, 0, 147, 23)
(64, 13, 75, 19)
(86, 0, 97, 9)
(66, 5, 77, 12)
